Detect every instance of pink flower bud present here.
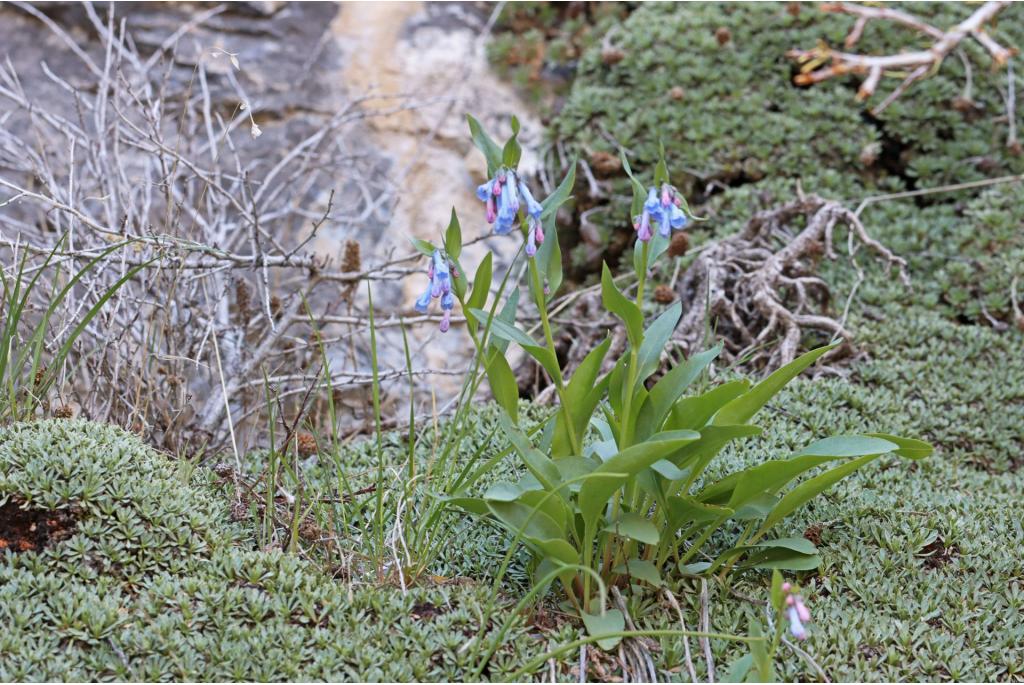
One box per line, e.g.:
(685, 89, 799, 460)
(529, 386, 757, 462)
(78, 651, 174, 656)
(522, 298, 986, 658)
(796, 599, 811, 623)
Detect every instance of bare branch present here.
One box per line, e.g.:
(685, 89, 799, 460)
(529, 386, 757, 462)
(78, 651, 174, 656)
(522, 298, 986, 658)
(789, 2, 1017, 113)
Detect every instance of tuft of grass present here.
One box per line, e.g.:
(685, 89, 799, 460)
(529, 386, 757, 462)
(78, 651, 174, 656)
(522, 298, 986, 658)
(1, 239, 146, 422)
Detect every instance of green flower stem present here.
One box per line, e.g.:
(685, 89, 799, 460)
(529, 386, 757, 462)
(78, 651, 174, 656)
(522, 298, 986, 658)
(636, 238, 651, 307)
(679, 513, 730, 566)
(528, 254, 581, 456)
(411, 243, 524, 567)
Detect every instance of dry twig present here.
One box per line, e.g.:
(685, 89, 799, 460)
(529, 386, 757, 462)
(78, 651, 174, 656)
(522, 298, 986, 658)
(0, 2, 455, 453)
(789, 1, 1016, 114)
(673, 194, 908, 370)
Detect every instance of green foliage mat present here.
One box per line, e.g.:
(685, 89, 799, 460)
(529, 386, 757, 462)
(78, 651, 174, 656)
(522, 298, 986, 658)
(0, 420, 567, 681)
(3, 293, 1020, 680)
(556, 2, 1023, 193)
(549, 2, 1023, 326)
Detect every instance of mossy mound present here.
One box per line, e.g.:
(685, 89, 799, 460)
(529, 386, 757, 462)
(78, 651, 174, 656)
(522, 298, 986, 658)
(0, 419, 236, 583)
(855, 182, 1024, 326)
(2, 310, 1023, 681)
(0, 420, 558, 682)
(557, 2, 1023, 195)
(549, 2, 1023, 327)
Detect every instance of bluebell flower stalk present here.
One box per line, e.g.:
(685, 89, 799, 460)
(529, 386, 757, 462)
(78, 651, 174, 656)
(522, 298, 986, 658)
(524, 215, 545, 257)
(414, 249, 456, 332)
(634, 184, 689, 242)
(781, 582, 811, 640)
(478, 168, 547, 257)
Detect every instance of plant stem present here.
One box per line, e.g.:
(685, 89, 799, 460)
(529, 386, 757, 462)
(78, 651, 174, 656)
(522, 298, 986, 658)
(528, 256, 581, 455)
(636, 239, 651, 306)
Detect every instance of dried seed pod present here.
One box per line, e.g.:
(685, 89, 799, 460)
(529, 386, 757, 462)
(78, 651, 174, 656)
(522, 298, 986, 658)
(654, 284, 676, 304)
(601, 47, 625, 65)
(341, 240, 361, 273)
(589, 150, 621, 177)
(235, 279, 252, 321)
(668, 231, 690, 258)
(296, 432, 318, 457)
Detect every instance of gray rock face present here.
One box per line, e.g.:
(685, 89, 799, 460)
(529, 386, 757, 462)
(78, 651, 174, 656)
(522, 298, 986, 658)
(0, 1, 540, 441)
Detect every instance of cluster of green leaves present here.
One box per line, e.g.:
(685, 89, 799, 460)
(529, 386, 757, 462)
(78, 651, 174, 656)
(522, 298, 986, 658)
(442, 120, 931, 649)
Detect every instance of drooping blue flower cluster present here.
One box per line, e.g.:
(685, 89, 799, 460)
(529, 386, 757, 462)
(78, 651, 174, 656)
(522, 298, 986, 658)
(477, 168, 545, 257)
(781, 582, 812, 640)
(634, 184, 688, 242)
(414, 249, 455, 332)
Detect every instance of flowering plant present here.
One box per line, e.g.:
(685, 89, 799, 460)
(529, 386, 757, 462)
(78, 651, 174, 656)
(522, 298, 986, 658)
(415, 116, 931, 648)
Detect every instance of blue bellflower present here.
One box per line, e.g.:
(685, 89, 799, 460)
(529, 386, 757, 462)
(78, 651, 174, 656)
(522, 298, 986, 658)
(414, 249, 456, 332)
(635, 184, 689, 242)
(477, 168, 548, 258)
(525, 215, 545, 257)
(781, 582, 812, 640)
(517, 179, 543, 219)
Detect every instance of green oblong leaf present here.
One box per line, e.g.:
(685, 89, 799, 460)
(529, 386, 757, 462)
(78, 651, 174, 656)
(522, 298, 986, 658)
(464, 252, 493, 331)
(864, 433, 934, 460)
(444, 208, 462, 260)
(467, 114, 502, 176)
(666, 380, 750, 431)
(638, 344, 722, 439)
(713, 343, 838, 426)
(487, 499, 563, 542)
(636, 301, 682, 381)
(540, 159, 577, 219)
(601, 263, 643, 347)
(755, 453, 881, 537)
(604, 512, 659, 545)
(485, 349, 518, 423)
(471, 307, 560, 380)
(612, 559, 664, 587)
(581, 609, 625, 651)
(409, 237, 435, 257)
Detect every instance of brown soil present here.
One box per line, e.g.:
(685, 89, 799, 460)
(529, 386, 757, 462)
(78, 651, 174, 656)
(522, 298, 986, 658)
(0, 498, 81, 554)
